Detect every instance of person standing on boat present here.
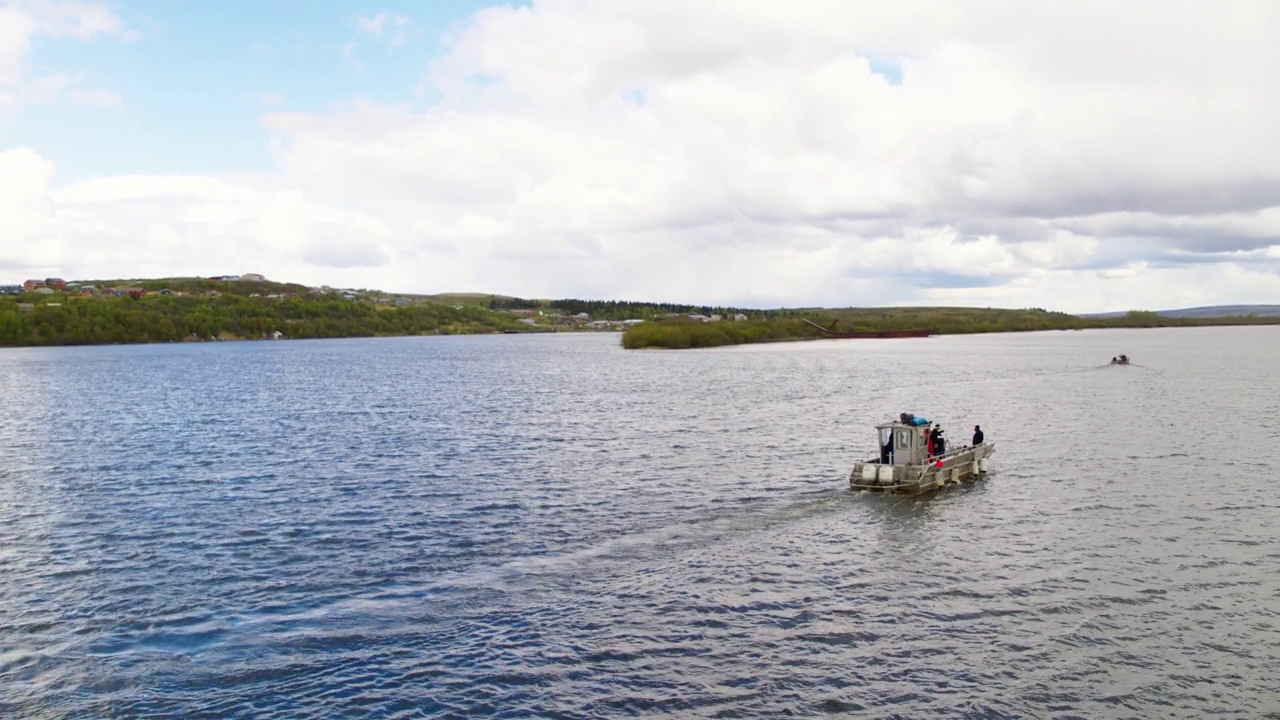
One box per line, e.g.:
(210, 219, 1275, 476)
(972, 425, 984, 446)
(931, 426, 946, 456)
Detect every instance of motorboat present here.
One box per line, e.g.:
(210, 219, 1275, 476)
(849, 413, 996, 493)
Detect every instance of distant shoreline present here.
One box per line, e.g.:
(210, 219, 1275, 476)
(619, 313, 1280, 350)
(5, 276, 1280, 349)
(2, 313, 1275, 351)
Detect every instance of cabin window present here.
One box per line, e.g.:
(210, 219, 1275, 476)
(896, 430, 911, 449)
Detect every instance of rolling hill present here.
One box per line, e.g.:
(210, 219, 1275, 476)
(1080, 304, 1280, 319)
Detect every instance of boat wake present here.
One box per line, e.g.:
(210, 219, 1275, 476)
(1099, 362, 1163, 374)
(311, 488, 873, 612)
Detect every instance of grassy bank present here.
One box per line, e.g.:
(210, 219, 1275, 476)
(7, 277, 1279, 349)
(0, 279, 533, 347)
(621, 318, 828, 349)
(621, 307, 1280, 349)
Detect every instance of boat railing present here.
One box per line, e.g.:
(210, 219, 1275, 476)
(859, 430, 994, 467)
(859, 442, 984, 467)
(933, 444, 977, 462)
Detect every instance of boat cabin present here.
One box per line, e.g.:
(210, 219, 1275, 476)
(876, 419, 935, 466)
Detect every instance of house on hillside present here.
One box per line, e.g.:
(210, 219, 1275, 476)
(23, 279, 44, 292)
(240, 273, 267, 282)
(44, 278, 66, 289)
(120, 287, 146, 298)
(734, 313, 748, 322)
(0, 285, 23, 295)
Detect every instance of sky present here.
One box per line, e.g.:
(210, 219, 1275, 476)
(3, 1, 1280, 312)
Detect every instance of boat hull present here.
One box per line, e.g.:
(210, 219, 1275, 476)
(849, 442, 997, 494)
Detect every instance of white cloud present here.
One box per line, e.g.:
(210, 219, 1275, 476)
(352, 10, 414, 49)
(5, 1, 1280, 312)
(0, 147, 58, 271)
(0, 0, 131, 117)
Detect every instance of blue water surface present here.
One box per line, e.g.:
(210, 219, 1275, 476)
(1, 328, 1278, 718)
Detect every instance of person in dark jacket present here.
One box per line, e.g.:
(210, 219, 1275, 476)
(972, 425, 984, 446)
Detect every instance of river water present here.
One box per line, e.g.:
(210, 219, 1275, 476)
(1, 328, 1277, 718)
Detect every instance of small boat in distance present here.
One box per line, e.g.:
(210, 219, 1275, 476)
(849, 413, 996, 494)
(1111, 354, 1130, 365)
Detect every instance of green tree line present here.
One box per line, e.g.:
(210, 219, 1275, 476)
(622, 307, 1280, 349)
(6, 278, 1278, 349)
(488, 295, 767, 321)
(0, 293, 530, 347)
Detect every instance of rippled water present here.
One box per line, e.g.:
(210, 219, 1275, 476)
(2, 328, 1278, 718)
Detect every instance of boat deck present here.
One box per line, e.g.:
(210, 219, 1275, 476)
(849, 442, 996, 494)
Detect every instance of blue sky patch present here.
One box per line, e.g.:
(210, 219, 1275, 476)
(868, 58, 903, 86)
(1, 0, 528, 181)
